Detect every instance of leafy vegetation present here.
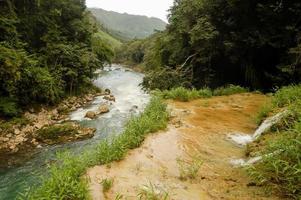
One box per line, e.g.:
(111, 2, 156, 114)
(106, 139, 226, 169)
(36, 123, 78, 140)
(0, 0, 116, 118)
(89, 8, 166, 40)
(154, 85, 247, 102)
(138, 182, 169, 200)
(101, 178, 114, 193)
(249, 85, 301, 199)
(254, 104, 273, 125)
(154, 87, 212, 102)
(213, 85, 248, 96)
(19, 97, 169, 200)
(177, 156, 203, 181)
(272, 85, 301, 108)
(118, 1, 301, 91)
(93, 31, 122, 50)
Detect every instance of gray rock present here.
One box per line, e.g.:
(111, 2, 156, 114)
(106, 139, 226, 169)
(104, 88, 111, 95)
(85, 111, 97, 119)
(98, 105, 110, 114)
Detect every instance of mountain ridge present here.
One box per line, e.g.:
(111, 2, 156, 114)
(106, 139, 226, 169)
(88, 8, 167, 40)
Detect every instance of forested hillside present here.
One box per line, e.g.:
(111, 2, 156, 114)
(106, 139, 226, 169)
(89, 8, 167, 40)
(120, 0, 301, 91)
(0, 0, 114, 118)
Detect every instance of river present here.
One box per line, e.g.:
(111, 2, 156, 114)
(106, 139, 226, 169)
(0, 64, 149, 200)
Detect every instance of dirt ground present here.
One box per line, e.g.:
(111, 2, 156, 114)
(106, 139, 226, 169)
(86, 93, 282, 200)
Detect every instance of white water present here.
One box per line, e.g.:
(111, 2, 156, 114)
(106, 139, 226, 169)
(230, 150, 284, 167)
(227, 110, 288, 147)
(230, 156, 262, 167)
(70, 66, 149, 121)
(228, 111, 288, 166)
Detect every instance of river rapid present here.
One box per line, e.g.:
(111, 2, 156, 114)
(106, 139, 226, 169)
(0, 64, 149, 200)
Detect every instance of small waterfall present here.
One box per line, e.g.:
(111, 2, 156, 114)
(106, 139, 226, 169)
(230, 150, 284, 167)
(230, 156, 262, 167)
(228, 110, 288, 146)
(228, 111, 288, 167)
(252, 111, 288, 139)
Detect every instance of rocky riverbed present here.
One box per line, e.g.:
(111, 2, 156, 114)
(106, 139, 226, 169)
(0, 91, 116, 168)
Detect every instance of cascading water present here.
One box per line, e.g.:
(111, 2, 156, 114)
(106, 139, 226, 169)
(227, 110, 288, 146)
(0, 64, 150, 200)
(228, 110, 288, 166)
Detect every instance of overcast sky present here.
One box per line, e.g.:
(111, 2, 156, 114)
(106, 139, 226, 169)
(86, 0, 174, 22)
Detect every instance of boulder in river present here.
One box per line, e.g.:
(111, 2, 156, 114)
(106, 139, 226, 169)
(85, 111, 97, 119)
(103, 95, 115, 102)
(98, 104, 110, 114)
(104, 88, 111, 95)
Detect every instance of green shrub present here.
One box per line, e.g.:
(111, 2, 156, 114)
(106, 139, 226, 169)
(142, 69, 189, 91)
(248, 126, 301, 199)
(20, 97, 169, 200)
(254, 104, 273, 125)
(18, 66, 63, 105)
(198, 88, 213, 98)
(155, 87, 212, 102)
(36, 123, 78, 140)
(22, 152, 90, 200)
(0, 97, 20, 118)
(272, 84, 301, 107)
(177, 156, 203, 180)
(154, 85, 247, 102)
(249, 86, 301, 199)
(101, 178, 114, 193)
(213, 85, 248, 96)
(138, 182, 169, 200)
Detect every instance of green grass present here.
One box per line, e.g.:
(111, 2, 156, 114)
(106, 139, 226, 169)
(101, 178, 114, 193)
(18, 97, 169, 200)
(0, 97, 21, 118)
(272, 84, 301, 107)
(254, 103, 273, 125)
(36, 123, 78, 140)
(154, 85, 248, 102)
(154, 87, 212, 102)
(138, 182, 169, 200)
(213, 84, 248, 96)
(0, 116, 31, 134)
(248, 85, 301, 199)
(177, 155, 203, 180)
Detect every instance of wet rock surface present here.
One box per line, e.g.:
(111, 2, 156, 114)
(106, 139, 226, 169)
(103, 95, 116, 102)
(98, 104, 110, 114)
(85, 111, 97, 119)
(0, 91, 101, 168)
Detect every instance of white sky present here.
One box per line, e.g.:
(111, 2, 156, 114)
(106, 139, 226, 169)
(86, 0, 174, 22)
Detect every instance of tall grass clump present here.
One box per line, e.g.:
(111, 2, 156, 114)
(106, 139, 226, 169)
(177, 155, 203, 180)
(248, 117, 301, 198)
(254, 103, 273, 125)
(154, 85, 248, 102)
(155, 87, 212, 102)
(138, 182, 169, 200)
(249, 85, 301, 199)
(272, 84, 301, 107)
(19, 97, 169, 200)
(213, 84, 248, 96)
(101, 178, 114, 193)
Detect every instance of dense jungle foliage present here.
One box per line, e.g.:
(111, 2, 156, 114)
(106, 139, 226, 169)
(118, 0, 301, 91)
(0, 0, 114, 118)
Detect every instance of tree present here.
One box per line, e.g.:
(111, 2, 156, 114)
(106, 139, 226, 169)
(138, 0, 301, 90)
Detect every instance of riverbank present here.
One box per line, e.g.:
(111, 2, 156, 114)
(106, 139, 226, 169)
(0, 88, 104, 168)
(87, 93, 282, 199)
